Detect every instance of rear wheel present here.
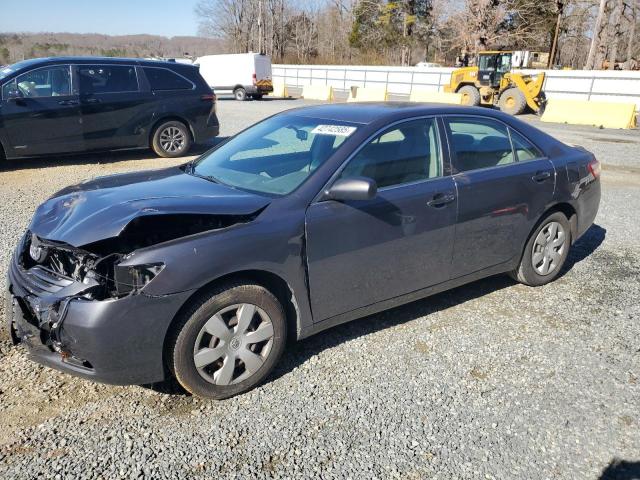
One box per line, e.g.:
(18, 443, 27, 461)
(458, 85, 481, 107)
(234, 87, 247, 101)
(499, 88, 527, 115)
(510, 212, 571, 286)
(169, 283, 287, 399)
(151, 120, 192, 158)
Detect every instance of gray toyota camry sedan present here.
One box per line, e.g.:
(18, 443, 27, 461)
(6, 103, 601, 399)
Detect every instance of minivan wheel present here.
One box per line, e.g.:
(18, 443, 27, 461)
(170, 283, 286, 399)
(510, 212, 571, 286)
(151, 121, 192, 158)
(234, 87, 247, 101)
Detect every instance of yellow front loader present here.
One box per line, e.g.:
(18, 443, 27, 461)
(444, 51, 546, 115)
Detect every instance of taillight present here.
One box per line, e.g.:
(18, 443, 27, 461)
(587, 158, 601, 179)
(252, 73, 257, 85)
(200, 93, 216, 102)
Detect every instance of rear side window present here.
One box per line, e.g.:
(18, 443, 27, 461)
(445, 117, 514, 173)
(78, 65, 138, 94)
(144, 67, 193, 91)
(509, 129, 543, 161)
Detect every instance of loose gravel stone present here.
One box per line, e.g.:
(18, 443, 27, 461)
(0, 99, 638, 479)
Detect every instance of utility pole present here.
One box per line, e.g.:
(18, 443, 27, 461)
(258, 0, 264, 54)
(547, 1, 563, 68)
(586, 0, 607, 69)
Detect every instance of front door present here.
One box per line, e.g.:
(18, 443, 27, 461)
(443, 115, 556, 278)
(0, 64, 83, 156)
(305, 118, 457, 322)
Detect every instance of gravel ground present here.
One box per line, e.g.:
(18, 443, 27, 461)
(0, 99, 638, 479)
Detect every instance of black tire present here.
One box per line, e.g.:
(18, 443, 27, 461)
(151, 120, 192, 158)
(499, 88, 527, 115)
(0, 142, 6, 171)
(536, 91, 547, 116)
(510, 212, 572, 286)
(251, 94, 264, 100)
(169, 282, 287, 399)
(458, 85, 481, 106)
(233, 87, 247, 101)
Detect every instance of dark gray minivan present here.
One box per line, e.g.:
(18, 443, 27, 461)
(0, 57, 219, 162)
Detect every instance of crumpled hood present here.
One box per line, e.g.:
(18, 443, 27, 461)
(30, 166, 271, 247)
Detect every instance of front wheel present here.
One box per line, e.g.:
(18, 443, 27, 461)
(169, 283, 287, 399)
(151, 120, 192, 158)
(510, 212, 571, 286)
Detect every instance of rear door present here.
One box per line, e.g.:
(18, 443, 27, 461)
(0, 64, 83, 156)
(77, 63, 148, 150)
(443, 115, 555, 278)
(305, 117, 457, 322)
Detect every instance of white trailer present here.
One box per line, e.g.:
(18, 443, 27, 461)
(195, 53, 273, 100)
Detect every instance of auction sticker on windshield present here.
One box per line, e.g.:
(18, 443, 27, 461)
(311, 125, 357, 137)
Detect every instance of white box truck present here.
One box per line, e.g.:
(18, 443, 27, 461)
(195, 53, 273, 101)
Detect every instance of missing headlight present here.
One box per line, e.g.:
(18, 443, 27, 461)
(113, 263, 165, 296)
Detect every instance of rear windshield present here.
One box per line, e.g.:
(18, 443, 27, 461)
(191, 115, 359, 196)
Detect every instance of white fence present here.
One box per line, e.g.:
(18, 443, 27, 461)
(273, 64, 640, 111)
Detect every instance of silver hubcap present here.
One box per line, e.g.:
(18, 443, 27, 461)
(159, 126, 186, 153)
(532, 221, 566, 276)
(193, 304, 274, 386)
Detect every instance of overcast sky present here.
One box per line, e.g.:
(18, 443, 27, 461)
(0, 0, 201, 37)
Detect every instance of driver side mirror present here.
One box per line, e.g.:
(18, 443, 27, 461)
(5, 88, 23, 101)
(323, 177, 377, 202)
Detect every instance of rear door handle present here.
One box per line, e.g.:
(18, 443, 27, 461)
(83, 98, 101, 104)
(532, 171, 552, 182)
(427, 193, 456, 208)
(58, 100, 79, 106)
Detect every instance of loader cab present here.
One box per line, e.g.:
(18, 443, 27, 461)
(477, 52, 512, 87)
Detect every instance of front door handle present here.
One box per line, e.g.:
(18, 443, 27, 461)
(427, 193, 456, 208)
(532, 171, 552, 182)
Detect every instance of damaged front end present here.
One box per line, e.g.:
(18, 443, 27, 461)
(8, 210, 260, 360)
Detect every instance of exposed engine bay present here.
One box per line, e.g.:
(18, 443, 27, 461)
(20, 212, 258, 301)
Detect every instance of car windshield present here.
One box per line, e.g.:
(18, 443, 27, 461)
(191, 115, 359, 195)
(0, 60, 36, 81)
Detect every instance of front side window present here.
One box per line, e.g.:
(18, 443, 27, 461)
(445, 117, 515, 173)
(144, 67, 193, 91)
(338, 118, 441, 189)
(192, 115, 357, 195)
(78, 65, 138, 94)
(12, 66, 71, 98)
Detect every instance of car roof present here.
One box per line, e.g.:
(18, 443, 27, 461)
(283, 102, 515, 125)
(9, 56, 195, 69)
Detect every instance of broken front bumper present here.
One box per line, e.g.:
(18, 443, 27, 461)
(6, 253, 194, 386)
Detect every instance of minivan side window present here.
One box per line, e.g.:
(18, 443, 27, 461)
(8, 66, 71, 98)
(78, 65, 138, 94)
(338, 118, 441, 189)
(143, 67, 193, 91)
(509, 128, 543, 161)
(445, 117, 514, 173)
